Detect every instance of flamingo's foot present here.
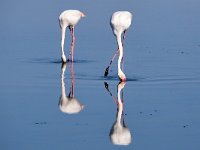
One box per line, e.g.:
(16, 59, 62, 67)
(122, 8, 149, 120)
(104, 66, 110, 77)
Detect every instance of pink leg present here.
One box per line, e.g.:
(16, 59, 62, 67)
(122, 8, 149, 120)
(110, 49, 119, 65)
(104, 49, 119, 77)
(122, 31, 126, 71)
(68, 27, 75, 62)
(69, 75, 75, 97)
(104, 82, 118, 104)
(121, 90, 125, 126)
(67, 27, 72, 61)
(67, 57, 75, 97)
(107, 48, 119, 70)
(67, 61, 72, 97)
(70, 27, 75, 62)
(71, 62, 75, 97)
(68, 52, 71, 62)
(67, 55, 74, 76)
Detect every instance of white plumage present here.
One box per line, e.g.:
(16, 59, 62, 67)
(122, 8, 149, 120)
(110, 82, 132, 145)
(59, 10, 85, 63)
(59, 64, 84, 114)
(111, 11, 132, 37)
(110, 11, 132, 81)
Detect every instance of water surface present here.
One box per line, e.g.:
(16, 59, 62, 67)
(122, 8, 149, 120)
(1, 0, 200, 149)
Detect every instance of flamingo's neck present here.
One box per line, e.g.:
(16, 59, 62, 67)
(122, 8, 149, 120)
(61, 25, 67, 63)
(117, 86, 123, 126)
(61, 66, 67, 99)
(117, 33, 123, 72)
(116, 33, 126, 81)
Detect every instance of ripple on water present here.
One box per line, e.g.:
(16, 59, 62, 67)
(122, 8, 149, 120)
(26, 58, 95, 64)
(139, 75, 200, 85)
(24, 58, 200, 85)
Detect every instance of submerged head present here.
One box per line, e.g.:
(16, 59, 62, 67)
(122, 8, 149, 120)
(62, 55, 67, 63)
(118, 70, 126, 82)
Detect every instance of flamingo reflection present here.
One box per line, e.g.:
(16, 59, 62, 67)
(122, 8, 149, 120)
(104, 82, 132, 146)
(59, 63, 84, 114)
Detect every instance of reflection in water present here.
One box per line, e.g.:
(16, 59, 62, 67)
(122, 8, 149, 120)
(104, 82, 132, 146)
(59, 63, 84, 114)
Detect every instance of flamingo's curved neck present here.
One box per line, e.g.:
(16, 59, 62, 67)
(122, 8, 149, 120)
(117, 85, 123, 126)
(116, 33, 123, 74)
(61, 26, 66, 55)
(61, 66, 67, 99)
(71, 64, 75, 97)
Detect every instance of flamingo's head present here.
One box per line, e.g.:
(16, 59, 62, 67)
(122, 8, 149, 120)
(62, 55, 67, 63)
(118, 70, 126, 82)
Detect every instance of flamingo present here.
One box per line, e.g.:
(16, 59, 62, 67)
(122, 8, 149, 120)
(104, 82, 132, 145)
(110, 82, 132, 145)
(59, 10, 86, 63)
(104, 11, 132, 82)
(59, 63, 84, 114)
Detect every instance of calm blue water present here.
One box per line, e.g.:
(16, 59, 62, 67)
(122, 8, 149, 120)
(1, 0, 200, 149)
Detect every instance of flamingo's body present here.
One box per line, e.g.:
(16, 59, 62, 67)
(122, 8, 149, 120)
(109, 82, 132, 145)
(59, 96, 84, 114)
(59, 63, 84, 114)
(106, 11, 132, 81)
(59, 10, 85, 63)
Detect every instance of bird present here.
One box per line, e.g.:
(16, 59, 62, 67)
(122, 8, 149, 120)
(104, 11, 132, 82)
(59, 10, 86, 63)
(59, 63, 84, 114)
(106, 82, 132, 146)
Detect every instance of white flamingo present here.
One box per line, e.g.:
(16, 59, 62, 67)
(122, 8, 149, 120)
(105, 11, 132, 81)
(59, 63, 84, 114)
(109, 82, 132, 145)
(59, 10, 86, 63)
